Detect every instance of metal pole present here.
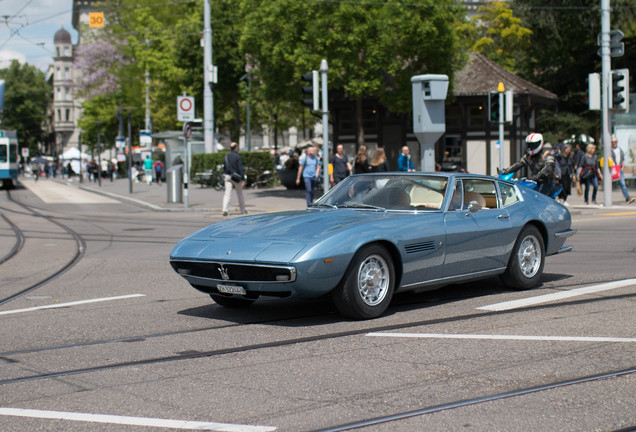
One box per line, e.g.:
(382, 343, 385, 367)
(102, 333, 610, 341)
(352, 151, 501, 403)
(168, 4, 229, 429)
(128, 112, 133, 194)
(97, 123, 102, 187)
(498, 90, 505, 172)
(320, 59, 329, 193)
(78, 132, 83, 183)
(145, 39, 151, 132)
(601, 0, 612, 207)
(203, 0, 215, 153)
(247, 73, 251, 152)
(183, 137, 189, 208)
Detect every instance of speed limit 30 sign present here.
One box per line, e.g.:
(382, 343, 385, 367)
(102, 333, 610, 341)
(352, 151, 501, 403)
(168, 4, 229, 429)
(177, 96, 195, 122)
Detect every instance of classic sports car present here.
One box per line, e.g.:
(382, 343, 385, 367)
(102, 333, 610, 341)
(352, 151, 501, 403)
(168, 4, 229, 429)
(170, 173, 575, 319)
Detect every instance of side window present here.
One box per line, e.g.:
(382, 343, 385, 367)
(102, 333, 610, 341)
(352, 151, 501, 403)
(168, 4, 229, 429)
(499, 183, 519, 207)
(463, 179, 498, 209)
(448, 179, 463, 211)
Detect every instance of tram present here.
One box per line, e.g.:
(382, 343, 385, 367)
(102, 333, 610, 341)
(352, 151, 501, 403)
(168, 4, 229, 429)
(0, 130, 19, 188)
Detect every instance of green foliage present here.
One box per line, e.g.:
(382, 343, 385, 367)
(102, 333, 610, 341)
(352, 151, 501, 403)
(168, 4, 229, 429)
(0, 60, 50, 155)
(239, 0, 463, 116)
(468, 1, 532, 72)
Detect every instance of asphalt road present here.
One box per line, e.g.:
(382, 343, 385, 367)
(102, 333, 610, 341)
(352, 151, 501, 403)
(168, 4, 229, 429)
(0, 181, 634, 432)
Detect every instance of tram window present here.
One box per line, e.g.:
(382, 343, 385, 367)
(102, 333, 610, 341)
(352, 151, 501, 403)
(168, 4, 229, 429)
(9, 144, 17, 162)
(0, 145, 7, 163)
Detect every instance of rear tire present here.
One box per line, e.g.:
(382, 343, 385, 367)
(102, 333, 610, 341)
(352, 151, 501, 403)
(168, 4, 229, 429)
(210, 294, 256, 308)
(501, 225, 545, 290)
(333, 244, 395, 319)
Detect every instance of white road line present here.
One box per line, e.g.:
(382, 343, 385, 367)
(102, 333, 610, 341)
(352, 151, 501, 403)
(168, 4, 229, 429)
(0, 294, 146, 316)
(367, 333, 636, 343)
(0, 408, 276, 431)
(477, 278, 636, 311)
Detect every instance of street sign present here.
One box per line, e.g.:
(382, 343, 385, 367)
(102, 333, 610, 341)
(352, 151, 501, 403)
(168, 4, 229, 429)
(89, 12, 104, 28)
(140, 129, 152, 148)
(183, 122, 192, 139)
(177, 96, 195, 122)
(22, 147, 29, 158)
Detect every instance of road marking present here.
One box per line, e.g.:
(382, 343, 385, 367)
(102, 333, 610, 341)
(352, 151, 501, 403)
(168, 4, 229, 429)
(477, 278, 636, 311)
(0, 408, 276, 431)
(367, 333, 636, 343)
(22, 180, 118, 204)
(0, 294, 146, 316)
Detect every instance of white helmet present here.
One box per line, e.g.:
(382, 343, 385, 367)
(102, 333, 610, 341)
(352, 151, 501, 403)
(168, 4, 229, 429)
(525, 132, 543, 156)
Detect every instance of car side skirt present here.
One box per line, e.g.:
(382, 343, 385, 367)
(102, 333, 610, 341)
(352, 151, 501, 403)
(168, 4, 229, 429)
(399, 267, 507, 291)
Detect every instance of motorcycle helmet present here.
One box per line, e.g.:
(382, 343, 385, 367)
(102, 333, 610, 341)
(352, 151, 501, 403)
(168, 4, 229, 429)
(525, 132, 543, 156)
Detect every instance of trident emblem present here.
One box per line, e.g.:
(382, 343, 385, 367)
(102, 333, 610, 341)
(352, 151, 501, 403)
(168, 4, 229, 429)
(218, 264, 230, 281)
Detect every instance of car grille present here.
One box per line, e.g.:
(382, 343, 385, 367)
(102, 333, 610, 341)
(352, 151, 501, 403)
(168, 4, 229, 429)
(170, 260, 297, 283)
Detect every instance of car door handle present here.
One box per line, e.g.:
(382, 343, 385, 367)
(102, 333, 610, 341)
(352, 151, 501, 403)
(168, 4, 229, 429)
(497, 214, 509, 219)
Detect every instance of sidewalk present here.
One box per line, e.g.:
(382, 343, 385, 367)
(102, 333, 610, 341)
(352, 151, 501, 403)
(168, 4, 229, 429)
(63, 176, 636, 213)
(65, 176, 308, 214)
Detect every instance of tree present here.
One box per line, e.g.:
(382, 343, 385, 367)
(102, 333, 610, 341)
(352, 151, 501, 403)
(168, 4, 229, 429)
(467, 1, 532, 72)
(0, 60, 50, 155)
(239, 0, 464, 146)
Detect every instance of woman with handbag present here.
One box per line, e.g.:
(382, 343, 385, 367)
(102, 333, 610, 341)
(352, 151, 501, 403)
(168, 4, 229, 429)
(577, 143, 603, 205)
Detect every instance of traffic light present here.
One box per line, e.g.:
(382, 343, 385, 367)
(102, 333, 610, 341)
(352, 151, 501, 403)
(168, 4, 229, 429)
(488, 91, 499, 123)
(611, 68, 630, 112)
(301, 70, 319, 111)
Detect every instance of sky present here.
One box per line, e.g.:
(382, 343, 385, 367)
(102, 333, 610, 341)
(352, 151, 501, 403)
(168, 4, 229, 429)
(0, 0, 77, 71)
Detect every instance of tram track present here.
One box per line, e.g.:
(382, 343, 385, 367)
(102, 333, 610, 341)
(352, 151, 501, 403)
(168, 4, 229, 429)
(0, 208, 25, 265)
(0, 190, 86, 306)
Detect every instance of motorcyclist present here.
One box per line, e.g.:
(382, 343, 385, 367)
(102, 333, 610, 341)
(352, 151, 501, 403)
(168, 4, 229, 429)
(500, 132, 559, 196)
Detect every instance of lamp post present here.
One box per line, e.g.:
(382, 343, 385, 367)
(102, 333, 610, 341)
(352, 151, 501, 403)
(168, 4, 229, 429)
(96, 121, 103, 187)
(240, 71, 252, 151)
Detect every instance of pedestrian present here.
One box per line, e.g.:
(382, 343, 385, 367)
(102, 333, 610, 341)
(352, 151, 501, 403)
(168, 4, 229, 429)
(610, 136, 635, 204)
(222, 142, 247, 216)
(577, 143, 603, 205)
(398, 146, 415, 172)
(370, 147, 390, 172)
(329, 143, 351, 185)
(154, 159, 164, 185)
(296, 145, 322, 206)
(500, 133, 560, 197)
(555, 143, 574, 205)
(353, 145, 371, 174)
(143, 155, 153, 185)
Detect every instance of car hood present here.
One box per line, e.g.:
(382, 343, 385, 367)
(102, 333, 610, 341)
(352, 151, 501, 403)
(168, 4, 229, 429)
(170, 209, 408, 263)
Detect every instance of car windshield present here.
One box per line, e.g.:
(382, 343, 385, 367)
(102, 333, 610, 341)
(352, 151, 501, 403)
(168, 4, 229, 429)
(315, 174, 448, 211)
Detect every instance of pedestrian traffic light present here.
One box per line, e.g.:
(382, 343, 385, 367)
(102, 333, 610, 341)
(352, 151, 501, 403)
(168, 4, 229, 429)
(301, 70, 319, 111)
(488, 91, 500, 123)
(611, 68, 630, 112)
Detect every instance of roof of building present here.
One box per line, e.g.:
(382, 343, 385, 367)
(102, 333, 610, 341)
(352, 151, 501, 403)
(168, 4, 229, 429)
(454, 52, 557, 101)
(54, 27, 72, 44)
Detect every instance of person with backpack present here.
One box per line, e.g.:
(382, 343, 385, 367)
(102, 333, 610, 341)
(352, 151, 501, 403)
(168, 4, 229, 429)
(154, 159, 164, 185)
(500, 133, 559, 197)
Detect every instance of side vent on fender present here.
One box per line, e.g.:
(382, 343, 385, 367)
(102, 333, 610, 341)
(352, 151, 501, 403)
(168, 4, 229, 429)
(404, 241, 436, 254)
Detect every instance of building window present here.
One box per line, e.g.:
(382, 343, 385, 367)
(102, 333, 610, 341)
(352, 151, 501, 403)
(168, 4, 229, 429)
(57, 109, 62, 121)
(65, 87, 69, 100)
(65, 109, 70, 121)
(56, 87, 61, 100)
(339, 109, 354, 133)
(56, 47, 60, 57)
(64, 46, 70, 56)
(468, 105, 485, 128)
(65, 67, 69, 80)
(363, 108, 378, 132)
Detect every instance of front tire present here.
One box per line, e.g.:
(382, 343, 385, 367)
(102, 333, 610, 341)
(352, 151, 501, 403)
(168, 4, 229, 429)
(501, 225, 545, 290)
(333, 244, 395, 319)
(210, 294, 256, 308)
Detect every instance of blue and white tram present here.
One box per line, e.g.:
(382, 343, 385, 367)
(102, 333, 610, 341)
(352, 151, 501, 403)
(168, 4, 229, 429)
(0, 131, 19, 188)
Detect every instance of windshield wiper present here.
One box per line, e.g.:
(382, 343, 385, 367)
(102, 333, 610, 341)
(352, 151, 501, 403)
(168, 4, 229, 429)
(337, 203, 386, 211)
(309, 203, 337, 209)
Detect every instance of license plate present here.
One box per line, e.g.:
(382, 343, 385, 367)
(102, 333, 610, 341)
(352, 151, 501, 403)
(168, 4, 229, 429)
(217, 284, 246, 295)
